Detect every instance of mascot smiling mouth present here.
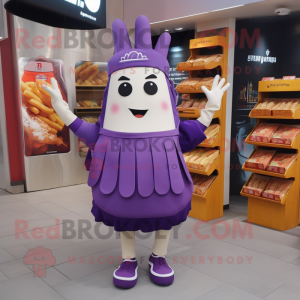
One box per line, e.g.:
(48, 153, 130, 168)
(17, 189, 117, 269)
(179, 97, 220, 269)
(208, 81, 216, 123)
(129, 109, 149, 118)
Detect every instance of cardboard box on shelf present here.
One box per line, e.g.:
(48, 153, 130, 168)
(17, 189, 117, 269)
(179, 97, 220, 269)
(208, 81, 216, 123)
(245, 149, 276, 170)
(266, 153, 298, 174)
(249, 123, 281, 143)
(262, 178, 293, 201)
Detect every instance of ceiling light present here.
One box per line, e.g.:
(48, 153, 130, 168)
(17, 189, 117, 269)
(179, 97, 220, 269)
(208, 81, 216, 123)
(150, 5, 244, 24)
(175, 28, 183, 31)
(165, 29, 169, 32)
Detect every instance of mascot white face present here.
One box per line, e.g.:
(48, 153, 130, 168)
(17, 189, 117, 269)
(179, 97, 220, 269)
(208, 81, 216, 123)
(103, 67, 176, 133)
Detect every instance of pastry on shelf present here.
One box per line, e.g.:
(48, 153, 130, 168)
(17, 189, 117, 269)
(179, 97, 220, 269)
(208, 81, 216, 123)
(251, 98, 281, 116)
(262, 177, 293, 201)
(192, 174, 216, 196)
(81, 115, 99, 123)
(193, 54, 223, 68)
(176, 77, 215, 92)
(186, 149, 219, 171)
(266, 153, 298, 174)
(242, 174, 271, 197)
(201, 124, 220, 145)
(248, 123, 281, 143)
(271, 125, 300, 145)
(245, 149, 276, 170)
(272, 99, 300, 116)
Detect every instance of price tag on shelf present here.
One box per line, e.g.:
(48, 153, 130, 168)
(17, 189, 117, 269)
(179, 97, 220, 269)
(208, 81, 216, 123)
(282, 76, 296, 80)
(262, 77, 275, 81)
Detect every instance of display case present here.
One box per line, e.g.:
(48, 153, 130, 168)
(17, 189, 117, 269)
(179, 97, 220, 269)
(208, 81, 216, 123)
(74, 61, 108, 158)
(176, 32, 230, 221)
(241, 79, 300, 231)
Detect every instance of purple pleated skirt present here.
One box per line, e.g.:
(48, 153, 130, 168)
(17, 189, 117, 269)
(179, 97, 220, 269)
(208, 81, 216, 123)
(88, 128, 193, 232)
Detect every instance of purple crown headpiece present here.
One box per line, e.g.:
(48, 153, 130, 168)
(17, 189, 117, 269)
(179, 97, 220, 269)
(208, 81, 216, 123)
(108, 15, 171, 76)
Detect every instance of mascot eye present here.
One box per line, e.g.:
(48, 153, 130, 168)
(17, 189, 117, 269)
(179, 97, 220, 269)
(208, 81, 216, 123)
(118, 82, 132, 97)
(144, 81, 158, 95)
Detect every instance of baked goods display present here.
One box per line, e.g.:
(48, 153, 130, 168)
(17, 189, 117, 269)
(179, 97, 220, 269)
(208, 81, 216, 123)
(192, 174, 216, 196)
(177, 77, 215, 93)
(177, 54, 223, 70)
(242, 174, 271, 197)
(245, 149, 276, 170)
(266, 153, 298, 174)
(248, 123, 281, 143)
(77, 99, 103, 108)
(249, 124, 300, 145)
(75, 62, 108, 86)
(177, 98, 208, 109)
(262, 178, 294, 201)
(201, 124, 220, 145)
(271, 125, 300, 145)
(184, 148, 219, 171)
(251, 98, 300, 117)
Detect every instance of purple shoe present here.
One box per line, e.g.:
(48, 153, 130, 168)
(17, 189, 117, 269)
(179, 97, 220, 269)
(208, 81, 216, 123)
(148, 254, 174, 285)
(113, 259, 138, 289)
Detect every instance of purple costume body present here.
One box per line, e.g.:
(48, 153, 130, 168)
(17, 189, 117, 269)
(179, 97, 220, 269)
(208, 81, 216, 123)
(68, 16, 207, 232)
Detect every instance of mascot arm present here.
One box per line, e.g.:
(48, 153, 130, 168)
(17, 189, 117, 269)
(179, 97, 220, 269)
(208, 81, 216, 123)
(179, 120, 207, 153)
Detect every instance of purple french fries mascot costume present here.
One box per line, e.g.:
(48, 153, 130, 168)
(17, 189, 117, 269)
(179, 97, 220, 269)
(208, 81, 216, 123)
(44, 15, 230, 288)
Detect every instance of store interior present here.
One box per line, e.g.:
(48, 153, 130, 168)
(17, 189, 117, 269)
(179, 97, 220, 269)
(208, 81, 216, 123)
(1, 0, 300, 299)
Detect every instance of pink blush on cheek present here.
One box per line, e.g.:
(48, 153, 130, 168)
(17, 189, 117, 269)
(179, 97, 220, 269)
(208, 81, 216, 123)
(111, 104, 119, 114)
(161, 101, 169, 111)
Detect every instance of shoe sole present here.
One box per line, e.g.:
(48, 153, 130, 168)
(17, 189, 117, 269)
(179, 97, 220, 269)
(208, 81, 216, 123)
(113, 277, 137, 289)
(148, 265, 174, 286)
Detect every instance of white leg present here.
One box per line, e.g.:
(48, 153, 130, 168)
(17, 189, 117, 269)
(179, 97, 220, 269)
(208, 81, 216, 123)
(120, 231, 136, 259)
(152, 230, 171, 256)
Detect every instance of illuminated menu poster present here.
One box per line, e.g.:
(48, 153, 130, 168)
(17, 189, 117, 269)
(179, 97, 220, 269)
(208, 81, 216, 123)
(19, 57, 70, 156)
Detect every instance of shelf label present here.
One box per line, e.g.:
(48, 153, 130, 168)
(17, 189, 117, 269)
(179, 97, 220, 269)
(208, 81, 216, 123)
(282, 76, 296, 80)
(262, 77, 275, 81)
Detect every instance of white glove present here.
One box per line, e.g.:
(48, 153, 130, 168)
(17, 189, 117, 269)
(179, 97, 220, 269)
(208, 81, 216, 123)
(198, 75, 230, 127)
(42, 78, 77, 126)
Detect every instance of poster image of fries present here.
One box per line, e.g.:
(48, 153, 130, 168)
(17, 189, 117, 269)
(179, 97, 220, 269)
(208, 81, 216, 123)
(75, 61, 108, 86)
(19, 57, 70, 156)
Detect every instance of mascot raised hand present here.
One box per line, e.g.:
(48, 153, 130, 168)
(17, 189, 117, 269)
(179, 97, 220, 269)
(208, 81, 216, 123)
(44, 15, 230, 288)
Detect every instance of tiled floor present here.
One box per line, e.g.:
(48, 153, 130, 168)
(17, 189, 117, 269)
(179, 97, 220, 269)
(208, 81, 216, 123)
(0, 185, 300, 300)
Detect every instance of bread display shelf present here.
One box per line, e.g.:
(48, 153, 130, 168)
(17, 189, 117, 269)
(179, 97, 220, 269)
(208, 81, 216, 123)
(242, 159, 298, 179)
(249, 105, 300, 119)
(176, 57, 223, 72)
(188, 155, 220, 176)
(177, 88, 204, 94)
(199, 129, 222, 148)
(240, 173, 292, 205)
(245, 124, 300, 149)
(177, 108, 221, 120)
(240, 191, 287, 205)
(77, 107, 102, 110)
(76, 85, 106, 89)
(258, 79, 300, 92)
(76, 110, 102, 114)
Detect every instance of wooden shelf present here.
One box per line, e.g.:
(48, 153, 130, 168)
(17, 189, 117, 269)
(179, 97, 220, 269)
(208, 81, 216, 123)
(177, 108, 221, 120)
(258, 79, 300, 92)
(241, 79, 300, 231)
(76, 110, 101, 114)
(188, 155, 220, 176)
(176, 57, 223, 72)
(199, 129, 221, 148)
(76, 85, 106, 89)
(249, 104, 300, 119)
(240, 191, 287, 205)
(242, 159, 298, 179)
(177, 88, 204, 94)
(245, 124, 300, 149)
(76, 107, 102, 110)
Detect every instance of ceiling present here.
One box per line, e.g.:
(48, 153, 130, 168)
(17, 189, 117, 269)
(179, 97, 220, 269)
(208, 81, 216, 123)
(148, 0, 300, 33)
